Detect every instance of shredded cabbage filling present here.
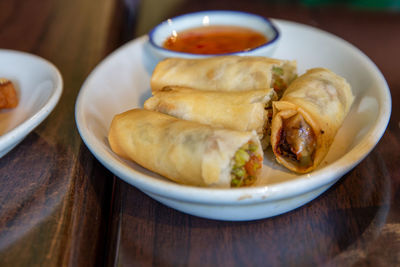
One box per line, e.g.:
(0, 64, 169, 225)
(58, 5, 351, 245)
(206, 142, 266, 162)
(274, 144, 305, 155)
(271, 66, 287, 98)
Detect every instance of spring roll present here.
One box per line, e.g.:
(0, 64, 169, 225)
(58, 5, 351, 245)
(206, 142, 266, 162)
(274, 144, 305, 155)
(151, 56, 297, 97)
(108, 109, 263, 187)
(270, 68, 354, 173)
(144, 86, 277, 148)
(0, 78, 18, 109)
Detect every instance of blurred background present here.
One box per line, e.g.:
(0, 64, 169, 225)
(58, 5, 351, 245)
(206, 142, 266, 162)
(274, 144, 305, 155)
(129, 0, 400, 36)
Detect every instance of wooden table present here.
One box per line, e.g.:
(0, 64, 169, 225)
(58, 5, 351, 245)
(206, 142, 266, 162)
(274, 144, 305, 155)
(0, 0, 399, 266)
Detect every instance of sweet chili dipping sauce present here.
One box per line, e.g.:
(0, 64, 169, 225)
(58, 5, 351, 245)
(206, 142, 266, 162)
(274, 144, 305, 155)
(163, 25, 268, 54)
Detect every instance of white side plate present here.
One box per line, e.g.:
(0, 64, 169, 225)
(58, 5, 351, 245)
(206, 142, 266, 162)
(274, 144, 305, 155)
(0, 50, 63, 157)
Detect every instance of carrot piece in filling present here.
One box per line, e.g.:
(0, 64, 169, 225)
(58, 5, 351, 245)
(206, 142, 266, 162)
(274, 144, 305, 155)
(231, 141, 262, 187)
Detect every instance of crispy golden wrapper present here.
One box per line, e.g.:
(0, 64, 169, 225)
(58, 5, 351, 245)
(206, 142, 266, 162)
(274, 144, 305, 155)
(270, 68, 354, 173)
(150, 56, 297, 96)
(144, 86, 277, 148)
(108, 109, 263, 187)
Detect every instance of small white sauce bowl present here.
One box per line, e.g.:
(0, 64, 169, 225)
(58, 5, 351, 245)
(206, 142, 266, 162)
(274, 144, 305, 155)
(148, 10, 280, 61)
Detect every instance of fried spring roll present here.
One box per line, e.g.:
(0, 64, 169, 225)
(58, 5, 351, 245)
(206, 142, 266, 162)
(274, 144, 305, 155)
(0, 78, 18, 109)
(144, 86, 277, 148)
(270, 68, 354, 173)
(108, 109, 263, 187)
(150, 56, 297, 97)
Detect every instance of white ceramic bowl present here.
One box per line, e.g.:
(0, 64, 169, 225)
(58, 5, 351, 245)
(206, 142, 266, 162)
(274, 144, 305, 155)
(0, 50, 63, 157)
(76, 19, 391, 221)
(148, 10, 280, 61)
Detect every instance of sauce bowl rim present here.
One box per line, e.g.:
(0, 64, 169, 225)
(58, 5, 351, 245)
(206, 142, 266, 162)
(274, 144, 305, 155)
(148, 10, 280, 57)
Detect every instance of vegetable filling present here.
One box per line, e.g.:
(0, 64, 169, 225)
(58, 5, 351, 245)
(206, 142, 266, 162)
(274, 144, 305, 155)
(271, 66, 287, 98)
(231, 141, 262, 187)
(276, 113, 316, 168)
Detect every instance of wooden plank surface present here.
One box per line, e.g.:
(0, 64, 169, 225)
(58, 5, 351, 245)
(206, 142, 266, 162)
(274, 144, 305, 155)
(0, 0, 399, 266)
(0, 0, 119, 265)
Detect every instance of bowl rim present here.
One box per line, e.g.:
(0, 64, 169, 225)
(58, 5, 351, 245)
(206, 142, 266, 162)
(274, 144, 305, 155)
(148, 10, 280, 56)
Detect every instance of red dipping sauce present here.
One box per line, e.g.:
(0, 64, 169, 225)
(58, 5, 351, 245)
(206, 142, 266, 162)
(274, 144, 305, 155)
(163, 25, 268, 55)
